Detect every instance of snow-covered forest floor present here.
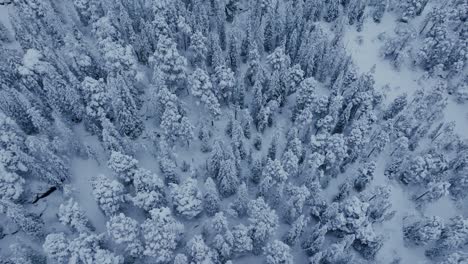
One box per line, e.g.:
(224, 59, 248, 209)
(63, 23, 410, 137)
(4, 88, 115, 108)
(0, 0, 467, 263)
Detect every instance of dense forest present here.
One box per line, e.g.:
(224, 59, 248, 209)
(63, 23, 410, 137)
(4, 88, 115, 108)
(0, 0, 467, 263)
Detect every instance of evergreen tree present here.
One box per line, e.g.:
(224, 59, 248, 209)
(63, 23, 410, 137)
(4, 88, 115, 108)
(284, 214, 308, 246)
(91, 174, 125, 216)
(0, 200, 44, 238)
(189, 68, 221, 117)
(231, 223, 253, 256)
(232, 182, 249, 217)
(81, 77, 109, 132)
(43, 233, 70, 264)
(282, 150, 299, 179)
(247, 197, 279, 253)
(58, 198, 89, 232)
(107, 151, 138, 183)
(203, 177, 221, 216)
(151, 36, 187, 89)
(415, 181, 450, 203)
(131, 168, 166, 211)
(404, 216, 444, 246)
(186, 235, 215, 264)
(283, 185, 310, 223)
(107, 213, 143, 257)
(354, 161, 376, 192)
(264, 240, 293, 264)
(189, 30, 208, 67)
(107, 73, 144, 139)
(217, 158, 239, 197)
(141, 207, 184, 262)
(0, 165, 25, 201)
(170, 178, 203, 219)
(213, 65, 236, 104)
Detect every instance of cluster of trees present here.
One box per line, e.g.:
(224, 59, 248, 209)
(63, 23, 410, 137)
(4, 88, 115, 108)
(0, 0, 465, 263)
(381, 0, 467, 80)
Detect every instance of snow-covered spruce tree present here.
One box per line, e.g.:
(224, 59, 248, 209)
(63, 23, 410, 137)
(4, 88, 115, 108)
(141, 207, 184, 262)
(284, 214, 308, 246)
(0, 164, 25, 201)
(309, 133, 348, 179)
(426, 216, 468, 258)
(91, 174, 125, 216)
(203, 177, 221, 216)
(213, 65, 236, 104)
(404, 216, 444, 246)
(283, 185, 310, 224)
(68, 232, 124, 264)
(173, 253, 189, 264)
(43, 233, 70, 264)
(302, 225, 328, 257)
(131, 168, 166, 211)
(282, 149, 299, 179)
(106, 213, 143, 257)
(231, 182, 249, 217)
(0, 87, 49, 135)
(160, 102, 184, 146)
(383, 93, 408, 120)
(7, 242, 46, 263)
(73, 0, 103, 25)
(189, 68, 221, 117)
(170, 177, 203, 219)
(107, 72, 144, 139)
(414, 181, 450, 203)
(363, 186, 395, 223)
(107, 151, 138, 183)
(198, 120, 213, 153)
(81, 76, 109, 133)
(189, 30, 208, 67)
(25, 135, 70, 185)
(258, 158, 287, 200)
(227, 32, 241, 73)
(231, 223, 253, 257)
(211, 212, 234, 261)
(353, 225, 384, 260)
(441, 252, 468, 264)
(263, 240, 293, 264)
(159, 142, 179, 184)
(186, 235, 216, 264)
(0, 199, 44, 238)
(58, 198, 89, 232)
(217, 158, 239, 197)
(247, 197, 279, 254)
(399, 0, 429, 22)
(92, 17, 136, 73)
(354, 161, 376, 192)
(151, 36, 187, 90)
(317, 235, 356, 263)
